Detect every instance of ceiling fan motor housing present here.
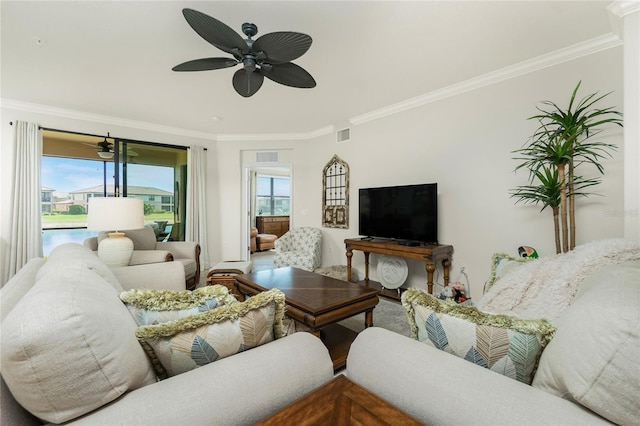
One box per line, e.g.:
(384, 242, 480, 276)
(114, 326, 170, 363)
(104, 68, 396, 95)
(242, 22, 258, 38)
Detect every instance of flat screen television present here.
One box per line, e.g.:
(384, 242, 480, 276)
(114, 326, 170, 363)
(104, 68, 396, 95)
(359, 183, 438, 245)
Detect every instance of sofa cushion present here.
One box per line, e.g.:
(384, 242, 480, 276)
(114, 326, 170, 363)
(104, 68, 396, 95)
(120, 285, 237, 326)
(136, 288, 285, 378)
(37, 242, 123, 291)
(402, 290, 555, 384)
(1, 264, 157, 424)
(176, 257, 197, 278)
(532, 260, 640, 425)
(485, 252, 532, 293)
(0, 257, 46, 322)
(477, 238, 640, 321)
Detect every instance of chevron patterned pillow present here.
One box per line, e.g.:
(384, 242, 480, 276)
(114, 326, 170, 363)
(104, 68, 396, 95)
(402, 290, 555, 384)
(136, 288, 285, 379)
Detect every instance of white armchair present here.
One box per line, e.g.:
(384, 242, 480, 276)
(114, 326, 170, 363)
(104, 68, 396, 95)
(273, 227, 322, 271)
(84, 226, 200, 290)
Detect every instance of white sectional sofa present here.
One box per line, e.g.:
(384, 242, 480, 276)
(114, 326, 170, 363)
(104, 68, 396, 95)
(1, 243, 334, 425)
(2, 239, 638, 425)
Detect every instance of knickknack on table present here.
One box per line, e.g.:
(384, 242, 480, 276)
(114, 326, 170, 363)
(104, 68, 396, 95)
(322, 154, 349, 229)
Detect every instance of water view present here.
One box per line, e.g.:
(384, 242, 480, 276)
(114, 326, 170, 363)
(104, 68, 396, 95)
(42, 228, 98, 256)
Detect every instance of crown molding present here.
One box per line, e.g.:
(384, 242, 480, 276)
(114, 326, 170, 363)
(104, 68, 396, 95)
(216, 125, 334, 142)
(350, 33, 622, 126)
(608, 0, 640, 17)
(1, 98, 336, 142)
(0, 98, 218, 141)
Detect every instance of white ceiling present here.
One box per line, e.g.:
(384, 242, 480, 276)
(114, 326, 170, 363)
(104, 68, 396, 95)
(0, 1, 617, 140)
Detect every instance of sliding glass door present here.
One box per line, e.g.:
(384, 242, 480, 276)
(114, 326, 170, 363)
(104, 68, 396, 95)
(41, 130, 187, 255)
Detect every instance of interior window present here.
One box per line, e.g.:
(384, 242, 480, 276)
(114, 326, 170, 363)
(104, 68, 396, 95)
(256, 175, 290, 216)
(41, 130, 187, 255)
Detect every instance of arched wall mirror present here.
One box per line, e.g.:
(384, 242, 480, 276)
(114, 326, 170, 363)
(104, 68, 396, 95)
(322, 154, 349, 229)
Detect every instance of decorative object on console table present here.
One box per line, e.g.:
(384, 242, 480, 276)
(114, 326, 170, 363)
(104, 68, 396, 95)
(376, 255, 408, 292)
(345, 238, 453, 300)
(87, 197, 144, 267)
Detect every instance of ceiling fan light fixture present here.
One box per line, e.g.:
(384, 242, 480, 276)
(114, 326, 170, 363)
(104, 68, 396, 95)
(97, 151, 114, 159)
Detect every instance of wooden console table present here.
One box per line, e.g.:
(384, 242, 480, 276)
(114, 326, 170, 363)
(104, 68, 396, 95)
(345, 238, 453, 295)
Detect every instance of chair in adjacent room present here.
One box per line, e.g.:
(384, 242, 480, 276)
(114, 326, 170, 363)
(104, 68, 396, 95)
(273, 227, 322, 272)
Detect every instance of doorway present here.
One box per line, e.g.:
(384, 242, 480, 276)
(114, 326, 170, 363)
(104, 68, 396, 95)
(241, 163, 292, 261)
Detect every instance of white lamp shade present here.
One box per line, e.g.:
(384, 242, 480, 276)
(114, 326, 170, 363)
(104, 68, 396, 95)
(87, 197, 144, 232)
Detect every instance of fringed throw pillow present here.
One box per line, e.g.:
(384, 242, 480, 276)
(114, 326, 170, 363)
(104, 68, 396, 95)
(120, 285, 237, 326)
(485, 252, 534, 293)
(136, 288, 286, 378)
(402, 289, 555, 384)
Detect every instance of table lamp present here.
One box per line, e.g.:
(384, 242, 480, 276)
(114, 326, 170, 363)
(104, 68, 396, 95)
(87, 197, 144, 267)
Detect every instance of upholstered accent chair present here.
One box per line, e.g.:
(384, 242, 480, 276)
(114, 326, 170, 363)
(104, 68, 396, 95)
(84, 226, 201, 290)
(273, 227, 322, 271)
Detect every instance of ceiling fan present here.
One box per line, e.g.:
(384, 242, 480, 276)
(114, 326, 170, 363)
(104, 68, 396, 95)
(96, 138, 114, 159)
(172, 8, 316, 97)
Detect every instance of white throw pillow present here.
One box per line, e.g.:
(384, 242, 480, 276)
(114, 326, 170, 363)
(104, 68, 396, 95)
(1, 264, 157, 424)
(38, 242, 123, 291)
(532, 261, 640, 425)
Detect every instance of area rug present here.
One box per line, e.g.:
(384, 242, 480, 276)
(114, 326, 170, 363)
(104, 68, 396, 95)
(338, 297, 411, 337)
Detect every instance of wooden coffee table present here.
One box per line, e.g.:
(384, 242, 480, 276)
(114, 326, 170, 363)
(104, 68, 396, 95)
(235, 267, 379, 369)
(256, 375, 423, 425)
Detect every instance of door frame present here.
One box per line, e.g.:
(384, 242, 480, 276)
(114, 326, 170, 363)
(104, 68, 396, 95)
(241, 163, 293, 260)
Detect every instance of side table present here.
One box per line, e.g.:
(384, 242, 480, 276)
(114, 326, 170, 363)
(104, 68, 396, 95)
(256, 375, 422, 425)
(205, 260, 253, 298)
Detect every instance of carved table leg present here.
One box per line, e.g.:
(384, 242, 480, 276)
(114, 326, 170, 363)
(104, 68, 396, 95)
(425, 261, 436, 294)
(364, 252, 370, 282)
(346, 249, 353, 282)
(442, 257, 451, 287)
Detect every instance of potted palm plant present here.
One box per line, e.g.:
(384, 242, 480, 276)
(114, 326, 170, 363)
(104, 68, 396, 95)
(512, 81, 622, 253)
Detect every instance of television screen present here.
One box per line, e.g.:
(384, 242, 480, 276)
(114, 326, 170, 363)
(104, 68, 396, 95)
(359, 183, 437, 244)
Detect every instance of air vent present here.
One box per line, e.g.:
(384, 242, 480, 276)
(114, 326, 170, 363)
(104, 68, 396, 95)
(337, 128, 350, 143)
(256, 151, 279, 163)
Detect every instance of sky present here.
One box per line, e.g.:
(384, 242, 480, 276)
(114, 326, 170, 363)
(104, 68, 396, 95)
(41, 156, 174, 194)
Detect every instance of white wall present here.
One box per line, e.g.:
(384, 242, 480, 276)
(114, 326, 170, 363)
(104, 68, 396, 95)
(218, 47, 625, 300)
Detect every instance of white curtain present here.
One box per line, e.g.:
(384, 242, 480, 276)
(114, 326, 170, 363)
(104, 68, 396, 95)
(3, 121, 43, 284)
(186, 145, 210, 270)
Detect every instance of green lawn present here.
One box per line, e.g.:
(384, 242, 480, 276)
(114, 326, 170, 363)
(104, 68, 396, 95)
(42, 212, 174, 224)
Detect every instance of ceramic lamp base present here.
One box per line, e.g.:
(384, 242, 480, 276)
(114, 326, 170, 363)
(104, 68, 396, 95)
(97, 232, 134, 267)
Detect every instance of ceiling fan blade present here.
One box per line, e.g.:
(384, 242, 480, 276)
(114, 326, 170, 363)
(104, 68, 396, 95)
(172, 57, 238, 72)
(232, 69, 264, 97)
(253, 32, 312, 64)
(262, 62, 316, 88)
(182, 8, 247, 55)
